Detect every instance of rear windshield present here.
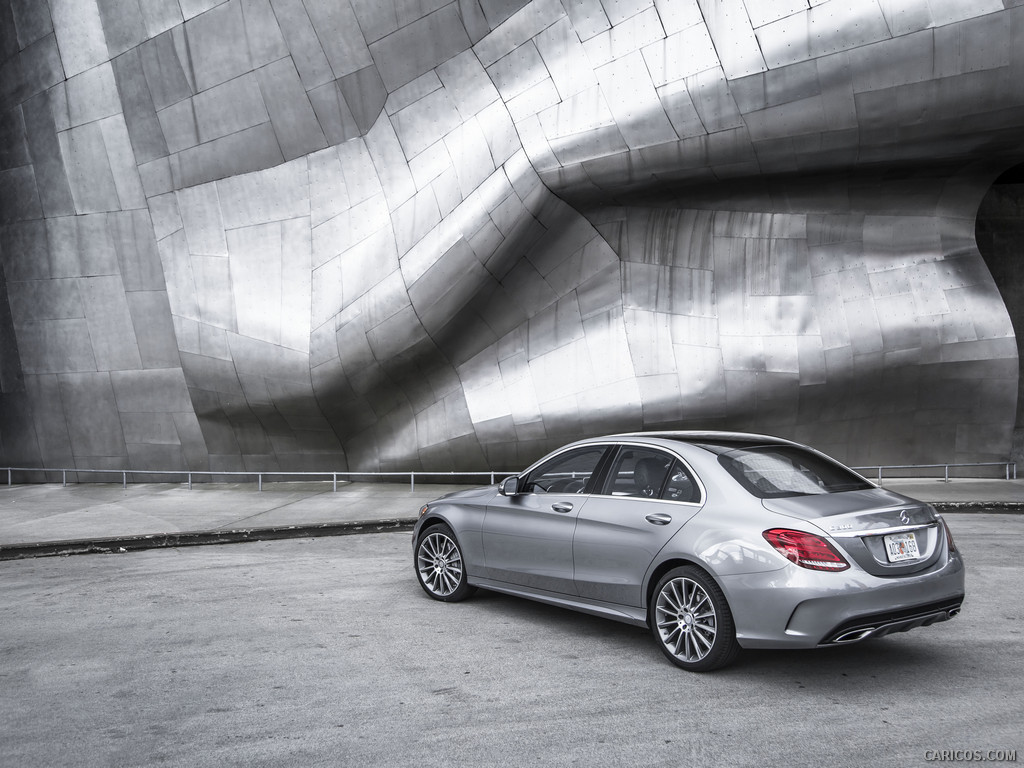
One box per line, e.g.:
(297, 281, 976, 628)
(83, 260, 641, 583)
(697, 443, 872, 499)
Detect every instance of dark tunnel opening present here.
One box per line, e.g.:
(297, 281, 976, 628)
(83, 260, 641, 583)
(976, 163, 1024, 464)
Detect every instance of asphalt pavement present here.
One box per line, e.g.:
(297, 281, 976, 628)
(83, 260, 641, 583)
(1, 515, 1020, 767)
(1, 476, 1023, 559)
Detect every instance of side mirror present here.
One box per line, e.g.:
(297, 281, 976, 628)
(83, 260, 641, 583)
(499, 476, 521, 497)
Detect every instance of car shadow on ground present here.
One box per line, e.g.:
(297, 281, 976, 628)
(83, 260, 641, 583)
(456, 588, 961, 684)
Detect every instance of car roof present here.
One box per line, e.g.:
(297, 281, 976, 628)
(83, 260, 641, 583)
(599, 430, 798, 448)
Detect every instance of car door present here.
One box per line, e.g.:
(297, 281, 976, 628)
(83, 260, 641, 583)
(482, 445, 611, 595)
(573, 445, 704, 607)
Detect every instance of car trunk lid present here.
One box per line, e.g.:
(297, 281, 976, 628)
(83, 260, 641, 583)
(762, 488, 943, 577)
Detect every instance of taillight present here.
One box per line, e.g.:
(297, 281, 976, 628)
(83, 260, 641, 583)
(763, 528, 850, 571)
(940, 517, 957, 553)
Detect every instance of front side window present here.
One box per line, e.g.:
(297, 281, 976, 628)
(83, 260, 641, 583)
(601, 448, 700, 502)
(706, 444, 872, 499)
(522, 447, 606, 494)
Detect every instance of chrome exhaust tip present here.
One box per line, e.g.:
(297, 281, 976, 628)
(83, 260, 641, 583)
(948, 607, 961, 618)
(833, 627, 875, 644)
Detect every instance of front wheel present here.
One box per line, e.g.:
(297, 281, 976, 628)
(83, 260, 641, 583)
(415, 524, 475, 602)
(650, 566, 740, 672)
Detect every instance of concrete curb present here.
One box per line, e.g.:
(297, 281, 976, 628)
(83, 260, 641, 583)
(0, 518, 418, 561)
(931, 502, 1024, 512)
(2, 503, 1021, 561)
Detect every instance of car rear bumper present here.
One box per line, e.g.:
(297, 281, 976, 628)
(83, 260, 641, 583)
(719, 550, 965, 649)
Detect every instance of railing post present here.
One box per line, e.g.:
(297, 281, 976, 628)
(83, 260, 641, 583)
(333, 473, 337, 492)
(410, 472, 415, 492)
(258, 474, 263, 492)
(877, 467, 882, 484)
(62, 470, 66, 488)
(944, 465, 949, 483)
(188, 472, 193, 490)
(7, 468, 10, 486)
(123, 471, 127, 489)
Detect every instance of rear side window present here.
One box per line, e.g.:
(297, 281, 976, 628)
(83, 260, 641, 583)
(601, 448, 701, 503)
(711, 445, 871, 499)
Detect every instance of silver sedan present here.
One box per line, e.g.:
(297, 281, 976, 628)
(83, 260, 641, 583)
(412, 432, 965, 671)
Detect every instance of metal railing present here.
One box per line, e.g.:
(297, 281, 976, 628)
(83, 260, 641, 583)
(1, 461, 1016, 492)
(851, 462, 1017, 483)
(1, 467, 516, 492)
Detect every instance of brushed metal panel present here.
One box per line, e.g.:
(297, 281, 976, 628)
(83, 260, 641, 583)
(534, 16, 596, 99)
(437, 49, 501, 118)
(217, 157, 309, 230)
(644, 25, 719, 87)
(365, 117, 416, 211)
(16, 319, 98, 374)
(58, 372, 127, 458)
(227, 221, 306, 349)
(65, 63, 121, 127)
(126, 291, 181, 369)
(303, 0, 373, 79)
(308, 80, 362, 145)
(176, 183, 227, 256)
(57, 122, 122, 214)
(254, 58, 329, 160)
(0, 105, 31, 171)
(582, 6, 664, 69)
(110, 368, 192, 413)
(338, 64, 387, 134)
(350, 0, 399, 43)
(312, 192, 389, 270)
(444, 117, 496, 198)
(156, 98, 198, 154)
(99, 116, 147, 210)
(184, 0, 255, 92)
(49, 0, 108, 78)
(472, 0, 564, 67)
(9, 0, 53, 48)
(271, 0, 334, 89)
(170, 121, 285, 189)
(487, 41, 547, 102)
(595, 52, 678, 149)
(392, 87, 462, 159)
(112, 48, 170, 164)
(0, 169, 40, 226)
(96, 0, 147, 58)
(80, 275, 143, 371)
(756, 0, 892, 69)
(193, 73, 269, 144)
(369, 5, 471, 90)
(393, 186, 441, 256)
(696, 0, 766, 79)
(21, 91, 75, 218)
(0, 221, 48, 283)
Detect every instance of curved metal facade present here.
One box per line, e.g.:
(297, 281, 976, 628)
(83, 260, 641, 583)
(1, 0, 1023, 473)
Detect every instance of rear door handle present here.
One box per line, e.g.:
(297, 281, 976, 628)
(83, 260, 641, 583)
(645, 513, 672, 525)
(551, 502, 574, 513)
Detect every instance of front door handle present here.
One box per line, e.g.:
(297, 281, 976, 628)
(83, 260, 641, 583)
(551, 502, 574, 513)
(645, 512, 672, 525)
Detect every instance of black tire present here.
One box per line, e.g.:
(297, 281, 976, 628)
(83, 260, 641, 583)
(650, 566, 740, 672)
(414, 523, 476, 602)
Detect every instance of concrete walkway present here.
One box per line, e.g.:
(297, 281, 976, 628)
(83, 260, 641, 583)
(1, 476, 1022, 559)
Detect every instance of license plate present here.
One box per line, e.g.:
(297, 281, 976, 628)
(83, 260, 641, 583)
(884, 531, 919, 562)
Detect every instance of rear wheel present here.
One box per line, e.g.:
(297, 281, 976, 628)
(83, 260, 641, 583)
(650, 566, 740, 672)
(415, 524, 475, 602)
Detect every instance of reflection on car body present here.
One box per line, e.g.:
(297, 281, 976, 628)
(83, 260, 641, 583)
(412, 432, 965, 671)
